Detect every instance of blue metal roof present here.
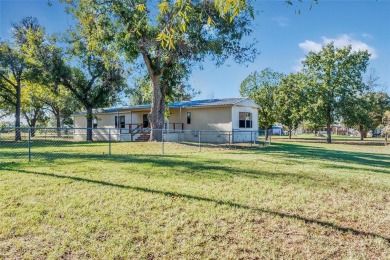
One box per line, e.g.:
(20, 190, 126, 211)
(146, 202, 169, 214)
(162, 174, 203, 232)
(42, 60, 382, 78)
(73, 98, 253, 115)
(168, 98, 247, 108)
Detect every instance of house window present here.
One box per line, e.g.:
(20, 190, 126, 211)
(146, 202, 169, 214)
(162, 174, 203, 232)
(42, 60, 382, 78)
(187, 112, 191, 124)
(239, 112, 252, 128)
(143, 114, 149, 128)
(115, 115, 125, 128)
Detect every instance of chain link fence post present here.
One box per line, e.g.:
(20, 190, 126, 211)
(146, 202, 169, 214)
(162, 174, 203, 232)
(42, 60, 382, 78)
(162, 129, 164, 155)
(28, 127, 31, 162)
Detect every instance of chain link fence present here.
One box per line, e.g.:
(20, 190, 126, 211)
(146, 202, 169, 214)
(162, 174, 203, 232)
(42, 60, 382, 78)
(0, 127, 271, 162)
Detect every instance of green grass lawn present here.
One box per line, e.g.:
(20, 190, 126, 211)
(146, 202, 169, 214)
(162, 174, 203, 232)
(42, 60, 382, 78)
(0, 141, 389, 258)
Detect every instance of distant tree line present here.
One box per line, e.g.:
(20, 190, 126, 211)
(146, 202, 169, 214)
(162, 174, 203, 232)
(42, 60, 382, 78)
(240, 43, 390, 143)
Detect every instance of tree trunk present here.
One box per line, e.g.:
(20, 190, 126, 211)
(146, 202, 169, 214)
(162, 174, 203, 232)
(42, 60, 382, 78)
(385, 134, 388, 146)
(326, 108, 332, 143)
(288, 129, 292, 139)
(30, 118, 37, 137)
(86, 107, 93, 141)
(359, 125, 364, 141)
(265, 128, 269, 141)
(55, 107, 61, 137)
(326, 121, 332, 143)
(149, 75, 165, 141)
(15, 80, 22, 141)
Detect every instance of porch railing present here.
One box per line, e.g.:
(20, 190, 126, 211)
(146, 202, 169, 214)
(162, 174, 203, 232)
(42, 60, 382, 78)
(122, 123, 184, 132)
(165, 123, 184, 131)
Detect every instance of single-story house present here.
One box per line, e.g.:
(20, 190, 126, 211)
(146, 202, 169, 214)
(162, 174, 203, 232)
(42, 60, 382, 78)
(271, 126, 283, 136)
(372, 127, 383, 137)
(73, 98, 260, 143)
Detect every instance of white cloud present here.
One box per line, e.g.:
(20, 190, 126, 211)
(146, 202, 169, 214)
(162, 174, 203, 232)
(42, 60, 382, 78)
(298, 34, 378, 59)
(298, 40, 322, 53)
(272, 16, 289, 27)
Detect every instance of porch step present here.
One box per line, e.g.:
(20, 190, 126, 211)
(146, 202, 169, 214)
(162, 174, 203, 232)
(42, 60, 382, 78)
(135, 134, 150, 142)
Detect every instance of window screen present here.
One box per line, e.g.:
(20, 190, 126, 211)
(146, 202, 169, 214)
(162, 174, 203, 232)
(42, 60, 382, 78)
(239, 112, 252, 128)
(187, 112, 191, 124)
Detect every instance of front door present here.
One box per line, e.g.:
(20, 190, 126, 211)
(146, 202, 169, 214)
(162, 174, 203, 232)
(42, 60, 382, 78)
(143, 114, 149, 128)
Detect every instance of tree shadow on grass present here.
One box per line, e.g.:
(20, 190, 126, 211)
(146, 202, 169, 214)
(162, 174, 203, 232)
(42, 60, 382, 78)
(2, 140, 389, 169)
(6, 167, 390, 244)
(235, 142, 390, 169)
(1, 145, 388, 194)
(1, 151, 383, 191)
(0, 151, 310, 185)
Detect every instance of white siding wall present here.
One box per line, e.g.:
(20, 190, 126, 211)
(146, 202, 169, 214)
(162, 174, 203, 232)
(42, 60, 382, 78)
(231, 105, 259, 142)
(130, 111, 148, 127)
(73, 105, 259, 143)
(97, 114, 115, 127)
(74, 113, 117, 128)
(169, 107, 232, 131)
(73, 115, 87, 128)
(231, 106, 258, 130)
(73, 114, 119, 141)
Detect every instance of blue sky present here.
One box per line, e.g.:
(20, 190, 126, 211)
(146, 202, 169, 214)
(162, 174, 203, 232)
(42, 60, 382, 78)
(1, 0, 389, 100)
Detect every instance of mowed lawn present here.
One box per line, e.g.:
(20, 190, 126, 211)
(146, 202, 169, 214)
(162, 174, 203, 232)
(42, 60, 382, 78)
(0, 141, 389, 258)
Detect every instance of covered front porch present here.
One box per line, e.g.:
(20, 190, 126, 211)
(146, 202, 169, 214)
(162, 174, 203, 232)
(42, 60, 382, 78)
(116, 108, 184, 128)
(117, 123, 184, 142)
(113, 108, 184, 141)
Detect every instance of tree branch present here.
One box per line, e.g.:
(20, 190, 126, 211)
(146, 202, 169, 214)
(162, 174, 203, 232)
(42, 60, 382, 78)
(139, 44, 158, 78)
(0, 73, 17, 88)
(0, 92, 16, 106)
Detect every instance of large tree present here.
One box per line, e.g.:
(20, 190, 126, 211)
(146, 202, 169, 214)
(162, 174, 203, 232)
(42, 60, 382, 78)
(20, 83, 50, 136)
(367, 91, 390, 134)
(20, 18, 126, 141)
(54, 60, 126, 141)
(127, 75, 200, 106)
(302, 43, 370, 143)
(383, 111, 390, 146)
(0, 42, 32, 141)
(20, 26, 82, 131)
(60, 31, 126, 141)
(240, 68, 283, 139)
(340, 93, 373, 141)
(20, 82, 77, 136)
(340, 90, 389, 141)
(61, 0, 257, 140)
(363, 69, 390, 134)
(43, 84, 80, 130)
(275, 73, 306, 139)
(0, 17, 55, 140)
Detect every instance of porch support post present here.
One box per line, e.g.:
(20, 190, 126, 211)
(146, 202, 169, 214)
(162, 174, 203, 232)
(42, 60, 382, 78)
(116, 111, 119, 129)
(179, 107, 182, 124)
